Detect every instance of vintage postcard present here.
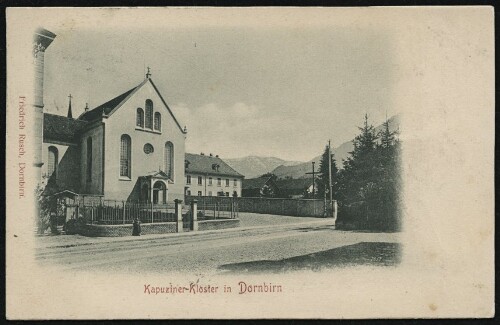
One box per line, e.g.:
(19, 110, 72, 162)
(5, 7, 494, 319)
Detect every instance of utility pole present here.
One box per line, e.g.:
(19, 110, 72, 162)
(312, 162, 315, 199)
(305, 162, 316, 199)
(328, 140, 333, 217)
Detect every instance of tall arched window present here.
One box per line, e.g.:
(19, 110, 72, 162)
(154, 112, 161, 131)
(164, 141, 174, 179)
(120, 135, 131, 178)
(145, 99, 153, 129)
(136, 108, 144, 127)
(86, 137, 92, 182)
(47, 146, 58, 177)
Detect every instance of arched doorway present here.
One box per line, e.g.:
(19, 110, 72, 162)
(153, 181, 167, 204)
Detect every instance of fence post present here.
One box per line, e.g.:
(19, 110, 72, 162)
(230, 197, 234, 219)
(175, 199, 183, 233)
(151, 201, 154, 224)
(191, 200, 198, 231)
(332, 200, 338, 225)
(91, 201, 94, 225)
(122, 201, 125, 224)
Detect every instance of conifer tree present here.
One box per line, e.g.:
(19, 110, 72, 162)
(340, 113, 379, 204)
(335, 114, 402, 231)
(316, 145, 338, 199)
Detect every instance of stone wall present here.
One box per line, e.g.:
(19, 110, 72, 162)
(187, 196, 332, 218)
(77, 219, 239, 237)
(80, 222, 177, 237)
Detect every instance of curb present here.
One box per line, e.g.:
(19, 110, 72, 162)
(38, 218, 336, 249)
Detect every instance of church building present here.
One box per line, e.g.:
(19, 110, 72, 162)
(35, 28, 243, 205)
(41, 71, 187, 203)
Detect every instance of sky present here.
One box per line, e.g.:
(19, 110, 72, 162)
(42, 11, 398, 162)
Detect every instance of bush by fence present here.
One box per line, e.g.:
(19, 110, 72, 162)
(336, 201, 401, 232)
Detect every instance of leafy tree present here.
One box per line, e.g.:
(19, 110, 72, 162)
(36, 175, 58, 234)
(260, 184, 276, 198)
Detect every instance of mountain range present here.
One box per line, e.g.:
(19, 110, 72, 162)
(224, 156, 304, 179)
(226, 115, 400, 179)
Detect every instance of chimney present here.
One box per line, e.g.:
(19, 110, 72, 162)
(84, 103, 89, 112)
(33, 28, 56, 182)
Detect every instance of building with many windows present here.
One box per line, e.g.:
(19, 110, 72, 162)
(184, 153, 244, 197)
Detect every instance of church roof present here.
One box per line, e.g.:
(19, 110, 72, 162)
(78, 85, 138, 122)
(185, 153, 244, 178)
(43, 113, 88, 144)
(77, 78, 186, 134)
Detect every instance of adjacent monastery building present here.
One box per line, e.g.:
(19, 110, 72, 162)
(185, 153, 244, 197)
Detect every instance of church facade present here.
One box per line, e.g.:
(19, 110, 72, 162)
(42, 76, 187, 203)
(35, 28, 244, 204)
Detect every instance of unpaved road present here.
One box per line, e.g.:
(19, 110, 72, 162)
(36, 219, 401, 275)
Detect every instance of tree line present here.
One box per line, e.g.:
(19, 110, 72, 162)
(317, 114, 402, 231)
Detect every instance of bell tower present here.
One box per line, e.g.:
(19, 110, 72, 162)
(33, 28, 56, 183)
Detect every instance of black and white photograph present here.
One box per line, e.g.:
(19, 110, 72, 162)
(6, 7, 494, 319)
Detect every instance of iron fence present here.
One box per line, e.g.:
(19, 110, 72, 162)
(185, 196, 238, 220)
(68, 201, 181, 225)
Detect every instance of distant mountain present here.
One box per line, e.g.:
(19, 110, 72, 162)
(272, 115, 401, 179)
(225, 156, 304, 179)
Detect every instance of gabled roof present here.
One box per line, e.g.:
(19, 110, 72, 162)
(141, 170, 171, 180)
(242, 176, 273, 190)
(49, 190, 80, 198)
(78, 78, 186, 134)
(185, 153, 244, 178)
(43, 113, 88, 144)
(275, 178, 314, 191)
(78, 84, 140, 122)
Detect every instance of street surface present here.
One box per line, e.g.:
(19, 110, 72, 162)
(35, 213, 401, 274)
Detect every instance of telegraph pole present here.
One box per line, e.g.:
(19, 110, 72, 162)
(305, 161, 316, 199)
(328, 140, 333, 217)
(312, 162, 315, 199)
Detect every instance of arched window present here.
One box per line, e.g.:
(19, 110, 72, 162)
(145, 99, 153, 129)
(136, 108, 144, 127)
(120, 135, 131, 178)
(86, 137, 92, 182)
(154, 112, 161, 131)
(47, 146, 58, 177)
(164, 141, 174, 179)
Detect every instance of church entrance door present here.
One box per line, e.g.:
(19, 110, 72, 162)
(153, 181, 167, 204)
